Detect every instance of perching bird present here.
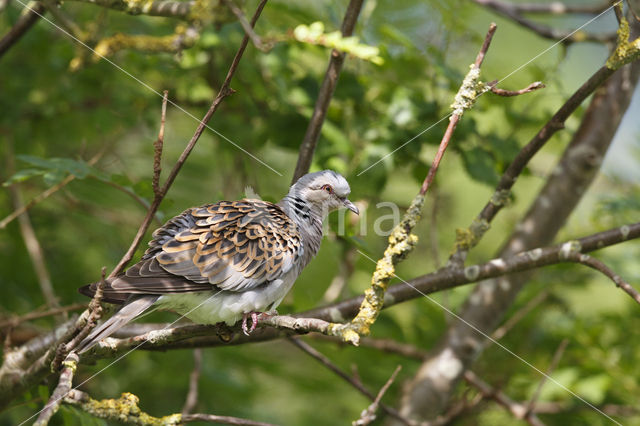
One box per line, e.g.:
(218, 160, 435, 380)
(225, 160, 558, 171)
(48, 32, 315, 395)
(76, 170, 358, 353)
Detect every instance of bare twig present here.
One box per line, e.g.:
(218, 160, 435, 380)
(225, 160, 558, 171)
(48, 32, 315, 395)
(322, 241, 357, 303)
(420, 22, 498, 195)
(40, 0, 85, 40)
(0, 303, 87, 330)
(0, 2, 45, 59)
(353, 365, 402, 426)
(526, 339, 569, 415)
(6, 143, 59, 311)
(34, 353, 79, 425)
(153, 90, 168, 196)
(420, 22, 496, 196)
(222, 0, 268, 51)
(291, 0, 365, 182)
(0, 150, 103, 230)
(491, 290, 550, 340)
(489, 80, 545, 96)
(58, 268, 105, 360)
(109, 0, 268, 277)
(287, 338, 413, 425)
(472, 0, 616, 43)
(472, 0, 611, 15)
(181, 413, 277, 425)
(464, 371, 545, 426)
(182, 348, 202, 415)
(565, 252, 640, 305)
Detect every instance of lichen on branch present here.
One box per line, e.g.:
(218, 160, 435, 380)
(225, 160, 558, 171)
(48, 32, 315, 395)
(328, 194, 423, 345)
(606, 5, 640, 70)
(65, 391, 182, 425)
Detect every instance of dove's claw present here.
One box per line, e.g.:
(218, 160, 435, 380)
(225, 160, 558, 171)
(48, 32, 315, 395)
(242, 311, 279, 335)
(242, 312, 259, 336)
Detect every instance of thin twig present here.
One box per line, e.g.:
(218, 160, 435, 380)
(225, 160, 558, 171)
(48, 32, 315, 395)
(472, 0, 611, 15)
(40, 0, 85, 40)
(419, 22, 496, 196)
(491, 290, 550, 340)
(182, 348, 202, 415)
(489, 80, 546, 96)
(34, 352, 79, 426)
(181, 413, 277, 425)
(472, 0, 616, 43)
(565, 252, 640, 305)
(153, 90, 168, 196)
(464, 371, 545, 426)
(322, 241, 357, 303)
(0, 1, 45, 58)
(109, 0, 268, 277)
(287, 338, 413, 425)
(6, 143, 59, 311)
(353, 365, 402, 426)
(60, 267, 105, 358)
(291, 0, 365, 182)
(222, 0, 268, 51)
(0, 150, 103, 230)
(526, 338, 569, 415)
(0, 303, 87, 330)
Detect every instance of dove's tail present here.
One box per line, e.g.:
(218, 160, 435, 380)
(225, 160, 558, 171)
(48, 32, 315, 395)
(76, 295, 159, 354)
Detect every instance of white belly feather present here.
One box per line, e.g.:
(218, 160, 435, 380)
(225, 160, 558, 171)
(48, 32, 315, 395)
(154, 270, 298, 325)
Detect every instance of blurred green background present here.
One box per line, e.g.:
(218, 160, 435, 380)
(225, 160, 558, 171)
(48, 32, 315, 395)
(1, 0, 639, 424)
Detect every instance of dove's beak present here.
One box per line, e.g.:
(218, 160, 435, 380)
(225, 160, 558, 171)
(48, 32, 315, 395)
(343, 199, 359, 215)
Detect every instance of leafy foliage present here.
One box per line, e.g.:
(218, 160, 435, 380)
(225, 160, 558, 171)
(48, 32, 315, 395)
(1, 0, 639, 424)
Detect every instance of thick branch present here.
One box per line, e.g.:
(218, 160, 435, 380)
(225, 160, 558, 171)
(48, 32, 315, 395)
(400, 34, 640, 420)
(78, 221, 640, 355)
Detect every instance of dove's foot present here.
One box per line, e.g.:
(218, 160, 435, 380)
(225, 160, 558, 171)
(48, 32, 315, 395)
(241, 310, 278, 336)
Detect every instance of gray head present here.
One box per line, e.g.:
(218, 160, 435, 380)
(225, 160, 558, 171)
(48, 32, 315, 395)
(288, 170, 359, 217)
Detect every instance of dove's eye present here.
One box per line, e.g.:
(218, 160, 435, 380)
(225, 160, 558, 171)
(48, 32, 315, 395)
(321, 184, 333, 194)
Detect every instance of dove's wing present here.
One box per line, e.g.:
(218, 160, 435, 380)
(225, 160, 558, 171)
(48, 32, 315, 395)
(79, 200, 303, 302)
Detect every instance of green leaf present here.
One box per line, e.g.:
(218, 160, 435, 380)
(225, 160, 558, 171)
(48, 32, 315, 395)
(574, 374, 611, 404)
(460, 146, 499, 186)
(3, 168, 46, 186)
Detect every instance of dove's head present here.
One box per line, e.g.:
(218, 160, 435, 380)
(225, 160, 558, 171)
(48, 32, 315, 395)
(290, 170, 359, 216)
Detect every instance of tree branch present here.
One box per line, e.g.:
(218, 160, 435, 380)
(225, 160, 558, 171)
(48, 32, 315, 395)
(63, 0, 197, 20)
(291, 0, 365, 182)
(109, 0, 267, 277)
(63, 390, 277, 425)
(565, 252, 640, 305)
(287, 338, 412, 425)
(472, 0, 616, 43)
(76, 221, 640, 355)
(463, 371, 545, 426)
(0, 1, 45, 59)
